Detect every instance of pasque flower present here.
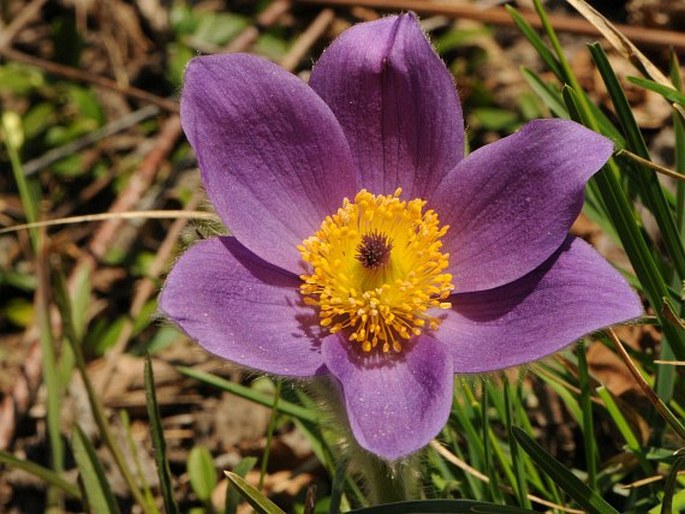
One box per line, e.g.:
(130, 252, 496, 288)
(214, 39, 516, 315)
(160, 13, 642, 460)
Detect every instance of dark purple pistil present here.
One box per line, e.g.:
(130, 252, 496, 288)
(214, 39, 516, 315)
(356, 231, 393, 270)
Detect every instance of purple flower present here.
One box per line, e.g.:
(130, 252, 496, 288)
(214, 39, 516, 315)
(160, 13, 642, 460)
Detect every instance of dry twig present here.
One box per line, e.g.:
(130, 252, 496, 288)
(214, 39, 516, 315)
(296, 0, 685, 51)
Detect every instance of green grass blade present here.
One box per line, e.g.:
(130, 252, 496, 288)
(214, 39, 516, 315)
(662, 456, 685, 514)
(120, 411, 157, 510)
(145, 355, 179, 514)
(673, 51, 685, 234)
(511, 426, 620, 514)
(72, 425, 121, 514)
(448, 388, 484, 499)
(533, 365, 582, 423)
(531, 0, 580, 92)
(562, 86, 685, 362)
(441, 427, 481, 500)
(576, 341, 597, 489)
(225, 471, 285, 514)
(595, 386, 653, 477)
(519, 67, 568, 118)
(527, 0, 623, 143)
(4, 113, 65, 507)
(0, 450, 81, 499)
(259, 380, 281, 491)
(1, 112, 40, 245)
(511, 372, 546, 494)
(177, 366, 316, 422)
(480, 385, 502, 503)
(482, 382, 517, 490)
(502, 379, 530, 509)
(627, 76, 685, 106)
(225, 457, 258, 514)
(505, 6, 563, 78)
(590, 43, 685, 281)
(52, 258, 154, 514)
(676, 108, 685, 234)
(349, 499, 540, 513)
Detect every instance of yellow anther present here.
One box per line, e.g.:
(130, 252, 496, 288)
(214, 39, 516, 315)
(299, 189, 453, 354)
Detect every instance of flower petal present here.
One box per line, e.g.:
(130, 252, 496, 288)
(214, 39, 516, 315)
(309, 13, 464, 198)
(181, 54, 357, 275)
(433, 119, 614, 292)
(438, 236, 642, 373)
(159, 237, 325, 376)
(321, 335, 454, 460)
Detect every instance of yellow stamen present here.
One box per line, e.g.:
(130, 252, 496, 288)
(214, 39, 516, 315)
(299, 189, 453, 354)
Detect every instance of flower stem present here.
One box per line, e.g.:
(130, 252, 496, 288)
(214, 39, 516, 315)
(359, 454, 419, 504)
(308, 379, 420, 504)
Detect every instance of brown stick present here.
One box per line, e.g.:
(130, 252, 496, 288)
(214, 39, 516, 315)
(86, 116, 182, 262)
(225, 0, 292, 53)
(0, 0, 48, 50)
(0, 47, 179, 112)
(296, 0, 685, 51)
(279, 8, 336, 71)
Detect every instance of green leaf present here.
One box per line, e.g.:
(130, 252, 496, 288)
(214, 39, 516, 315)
(166, 42, 195, 88)
(225, 471, 285, 514)
(349, 499, 540, 513)
(193, 12, 248, 46)
(2, 297, 34, 327)
(0, 449, 80, 499)
(22, 102, 56, 139)
(471, 107, 519, 131)
(511, 426, 620, 514)
(435, 27, 491, 53)
(70, 264, 91, 343)
(72, 425, 121, 514)
(0, 62, 44, 94)
(145, 355, 179, 514)
(187, 445, 217, 503)
(68, 86, 104, 125)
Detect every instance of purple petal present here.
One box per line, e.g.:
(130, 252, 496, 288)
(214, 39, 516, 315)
(322, 335, 454, 460)
(433, 119, 614, 293)
(181, 54, 357, 275)
(310, 13, 464, 198)
(159, 237, 325, 376)
(438, 236, 642, 373)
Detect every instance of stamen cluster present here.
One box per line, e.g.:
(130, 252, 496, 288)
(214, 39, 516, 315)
(299, 189, 453, 353)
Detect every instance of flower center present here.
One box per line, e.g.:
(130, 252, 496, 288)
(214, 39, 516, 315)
(356, 231, 392, 269)
(298, 188, 453, 353)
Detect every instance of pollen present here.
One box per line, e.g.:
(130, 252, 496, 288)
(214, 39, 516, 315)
(298, 189, 454, 354)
